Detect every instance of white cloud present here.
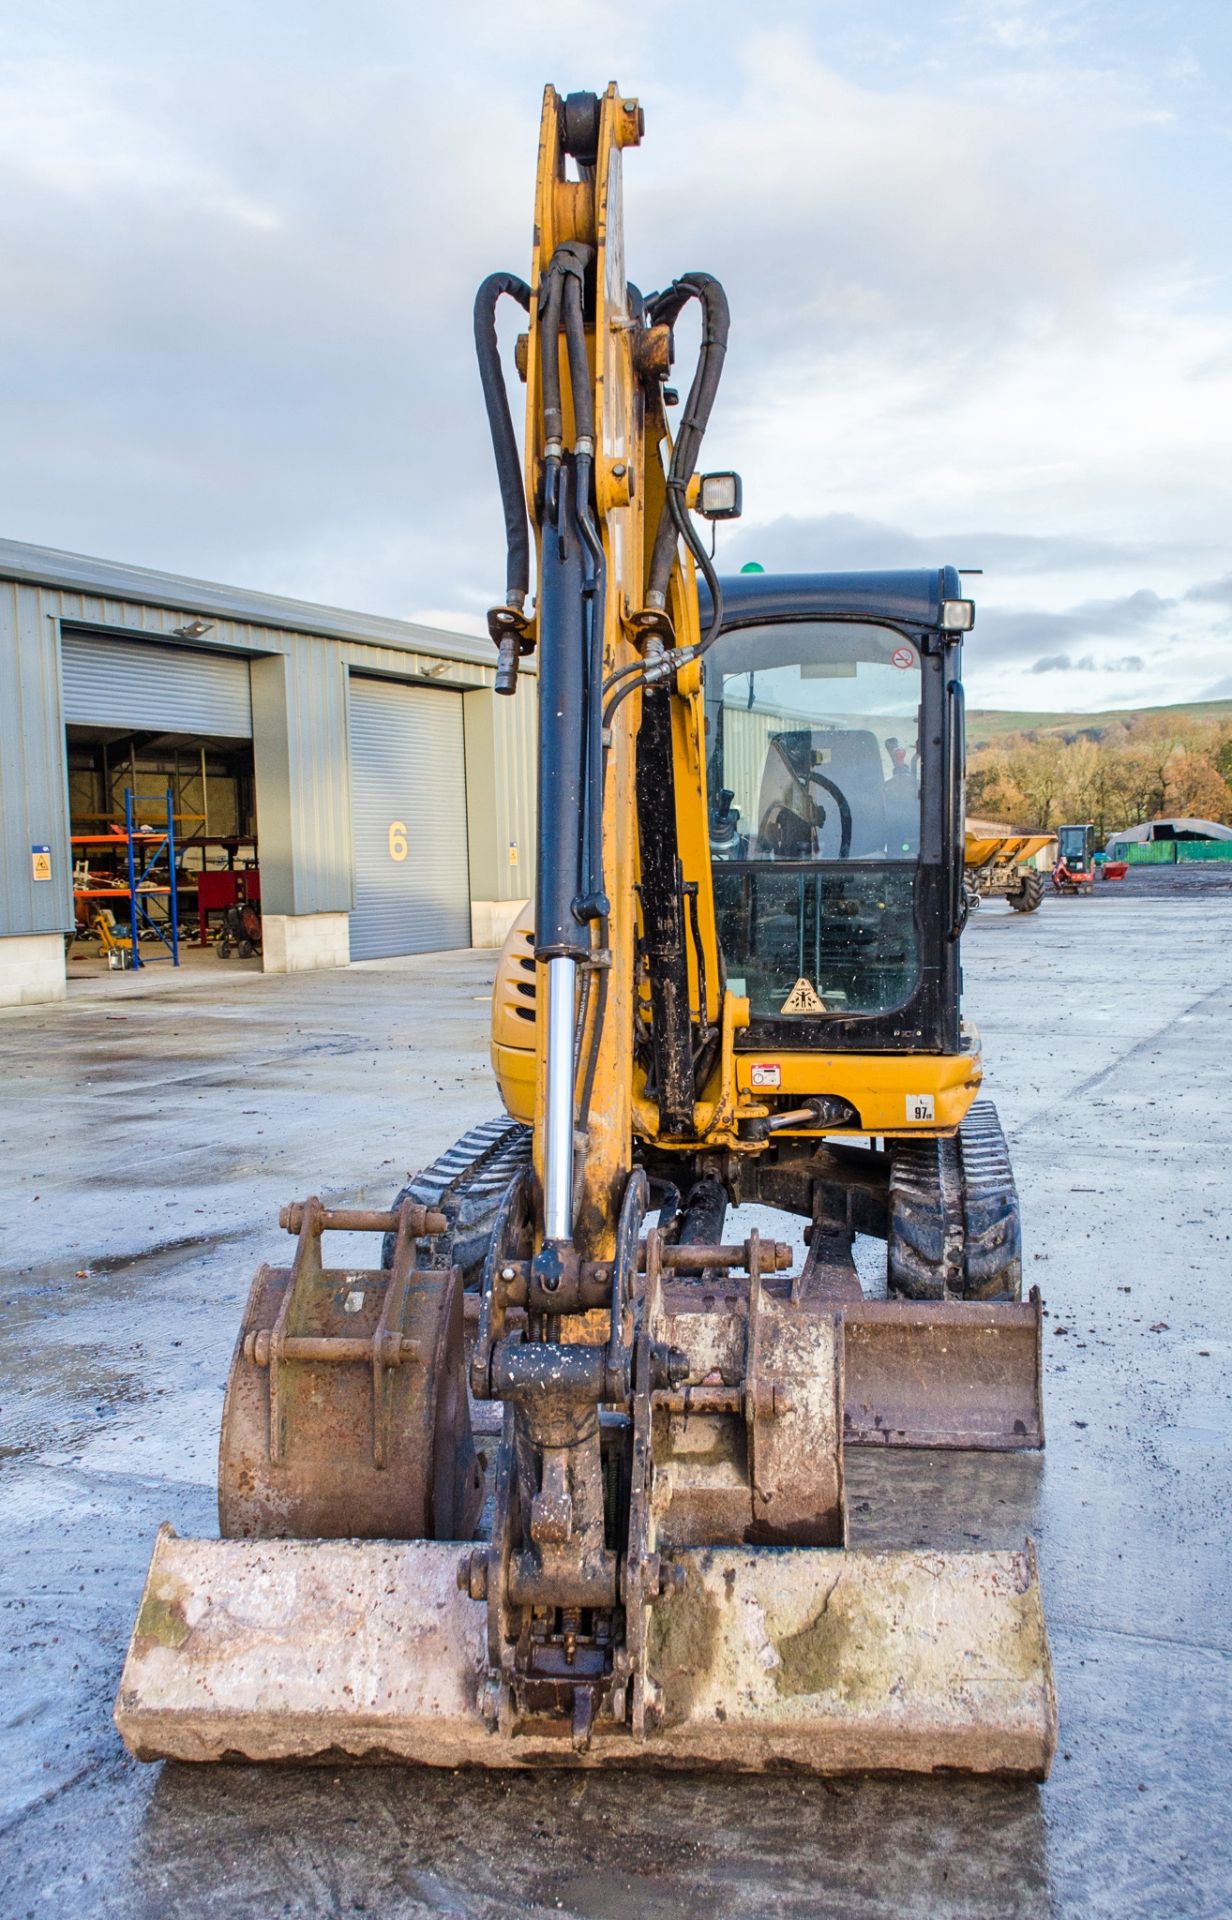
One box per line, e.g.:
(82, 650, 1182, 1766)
(0, 61, 280, 228)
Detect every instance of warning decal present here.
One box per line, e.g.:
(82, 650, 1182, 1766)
(891, 646, 915, 670)
(780, 977, 825, 1015)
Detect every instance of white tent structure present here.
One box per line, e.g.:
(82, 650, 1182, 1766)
(1107, 817, 1232, 851)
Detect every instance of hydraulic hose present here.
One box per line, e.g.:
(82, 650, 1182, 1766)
(598, 270, 731, 720)
(561, 260, 594, 448)
(539, 267, 565, 525)
(574, 917, 610, 1185)
(645, 272, 730, 648)
(665, 471, 726, 658)
(473, 272, 531, 607)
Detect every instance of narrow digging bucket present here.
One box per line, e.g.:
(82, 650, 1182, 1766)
(842, 1294, 1045, 1451)
(115, 1527, 1056, 1776)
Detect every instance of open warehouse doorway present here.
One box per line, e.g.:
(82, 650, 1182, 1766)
(61, 630, 261, 979)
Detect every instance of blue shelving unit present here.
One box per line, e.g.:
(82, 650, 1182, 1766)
(124, 787, 181, 969)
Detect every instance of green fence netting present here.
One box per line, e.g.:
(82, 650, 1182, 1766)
(1109, 840, 1176, 862)
(1108, 838, 1232, 863)
(1177, 840, 1232, 862)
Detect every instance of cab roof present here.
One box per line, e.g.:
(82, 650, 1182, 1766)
(705, 566, 965, 630)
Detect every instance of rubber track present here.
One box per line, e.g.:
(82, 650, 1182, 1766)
(887, 1098, 1022, 1301)
(383, 1115, 532, 1280)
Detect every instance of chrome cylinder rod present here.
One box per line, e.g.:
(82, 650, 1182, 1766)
(543, 956, 577, 1243)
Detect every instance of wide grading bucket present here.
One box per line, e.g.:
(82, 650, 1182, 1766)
(115, 1526, 1055, 1776)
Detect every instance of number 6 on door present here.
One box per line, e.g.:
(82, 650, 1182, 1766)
(388, 821, 408, 861)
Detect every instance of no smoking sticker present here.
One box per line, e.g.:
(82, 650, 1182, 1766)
(891, 646, 915, 670)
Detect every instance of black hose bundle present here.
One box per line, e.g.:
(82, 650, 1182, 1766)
(644, 272, 731, 652)
(539, 241, 593, 528)
(538, 269, 565, 523)
(558, 248, 595, 448)
(473, 272, 531, 607)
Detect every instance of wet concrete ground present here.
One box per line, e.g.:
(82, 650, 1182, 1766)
(1, 885, 1229, 1918)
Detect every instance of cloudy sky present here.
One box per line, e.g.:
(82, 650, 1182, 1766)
(0, 0, 1228, 710)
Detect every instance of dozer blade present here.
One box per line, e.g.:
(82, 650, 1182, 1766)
(115, 1527, 1055, 1776)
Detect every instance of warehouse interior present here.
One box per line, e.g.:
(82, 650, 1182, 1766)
(65, 724, 259, 976)
(59, 623, 262, 978)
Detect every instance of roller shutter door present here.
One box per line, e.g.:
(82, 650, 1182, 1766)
(348, 675, 470, 959)
(61, 631, 252, 737)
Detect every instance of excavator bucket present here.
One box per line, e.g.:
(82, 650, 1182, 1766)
(116, 1530, 1053, 1775)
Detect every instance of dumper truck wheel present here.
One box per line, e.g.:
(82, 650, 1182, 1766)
(1010, 871, 1044, 913)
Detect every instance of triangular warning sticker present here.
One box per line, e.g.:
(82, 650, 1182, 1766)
(781, 976, 825, 1014)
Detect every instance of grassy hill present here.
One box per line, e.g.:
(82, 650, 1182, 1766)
(966, 699, 1232, 750)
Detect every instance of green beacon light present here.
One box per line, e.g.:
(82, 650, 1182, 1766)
(739, 561, 765, 574)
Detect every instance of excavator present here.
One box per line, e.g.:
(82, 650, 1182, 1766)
(115, 84, 1056, 1776)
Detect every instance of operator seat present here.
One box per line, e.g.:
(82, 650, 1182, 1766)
(756, 727, 889, 858)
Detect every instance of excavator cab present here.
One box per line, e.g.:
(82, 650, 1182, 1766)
(705, 575, 960, 1040)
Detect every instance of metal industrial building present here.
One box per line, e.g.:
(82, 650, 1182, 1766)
(0, 539, 536, 1006)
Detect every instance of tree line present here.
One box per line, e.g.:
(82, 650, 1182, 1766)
(966, 711, 1232, 839)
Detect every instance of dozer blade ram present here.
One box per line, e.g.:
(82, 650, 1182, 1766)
(116, 82, 1056, 1778)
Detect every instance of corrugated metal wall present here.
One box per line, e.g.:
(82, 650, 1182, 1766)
(0, 581, 72, 936)
(0, 560, 539, 948)
(461, 676, 537, 907)
(274, 641, 353, 917)
(61, 631, 253, 737)
(347, 676, 470, 958)
(490, 677, 537, 903)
